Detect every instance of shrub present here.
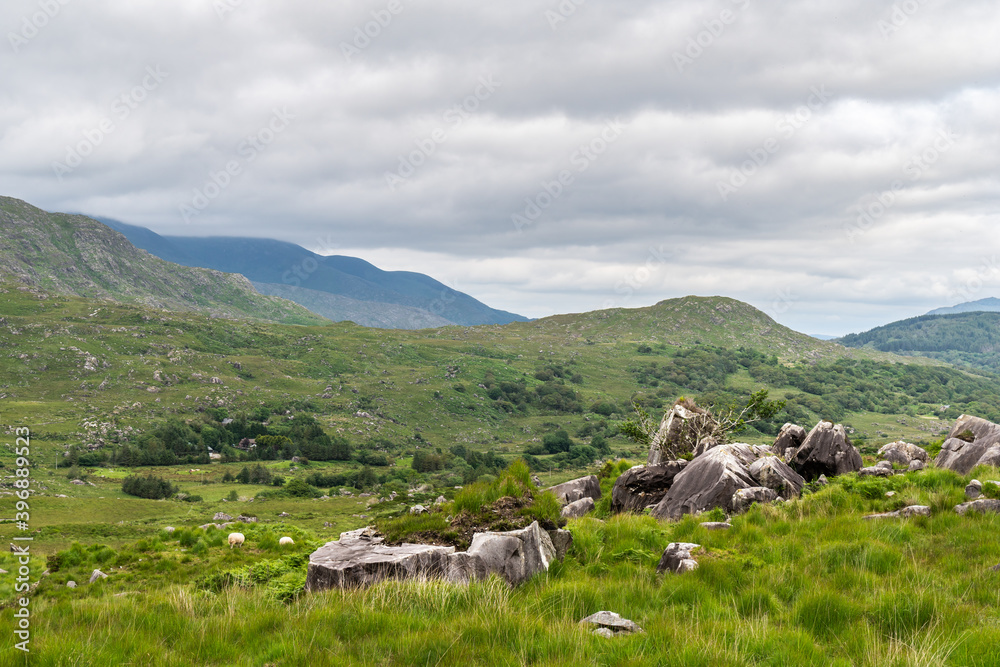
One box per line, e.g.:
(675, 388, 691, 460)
(122, 474, 177, 500)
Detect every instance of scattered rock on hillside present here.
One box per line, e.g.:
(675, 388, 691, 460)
(70, 479, 85, 485)
(966, 480, 983, 499)
(908, 460, 925, 472)
(651, 444, 771, 520)
(409, 505, 429, 515)
(954, 499, 1000, 516)
(657, 542, 700, 574)
(164, 526, 175, 533)
(878, 441, 928, 467)
(731, 487, 778, 514)
(788, 421, 862, 480)
(66, 581, 76, 588)
(610, 461, 687, 513)
(213, 512, 232, 522)
(935, 415, 1000, 474)
(89, 569, 108, 583)
(237, 515, 257, 523)
(561, 497, 594, 519)
(863, 506, 931, 520)
(772, 423, 807, 459)
(701, 522, 731, 530)
(546, 475, 601, 504)
(579, 611, 645, 638)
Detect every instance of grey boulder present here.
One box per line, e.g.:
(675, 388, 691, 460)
(788, 421, 862, 480)
(89, 569, 108, 583)
(610, 461, 687, 513)
(467, 521, 557, 586)
(935, 415, 1000, 474)
(966, 480, 983, 499)
(859, 466, 894, 478)
(561, 497, 594, 519)
(580, 611, 644, 637)
(908, 460, 925, 472)
(731, 487, 778, 514)
(651, 444, 770, 520)
(748, 456, 804, 498)
(657, 542, 700, 574)
(546, 475, 601, 504)
(955, 499, 1000, 516)
(646, 400, 717, 465)
(863, 506, 931, 520)
(547, 529, 573, 561)
(878, 441, 928, 466)
(305, 529, 456, 592)
(772, 423, 807, 459)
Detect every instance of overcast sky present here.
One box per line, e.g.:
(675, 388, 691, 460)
(2, 0, 999, 335)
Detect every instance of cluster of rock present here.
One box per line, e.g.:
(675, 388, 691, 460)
(305, 522, 572, 592)
(545, 475, 602, 520)
(614, 417, 867, 520)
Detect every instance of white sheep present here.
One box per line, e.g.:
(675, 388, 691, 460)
(279, 536, 294, 546)
(228, 532, 245, 549)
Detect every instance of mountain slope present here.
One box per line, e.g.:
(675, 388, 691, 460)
(99, 218, 528, 327)
(927, 297, 1000, 315)
(0, 197, 325, 325)
(836, 311, 1000, 372)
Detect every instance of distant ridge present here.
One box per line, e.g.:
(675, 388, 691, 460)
(98, 218, 528, 329)
(927, 297, 1000, 315)
(0, 196, 324, 325)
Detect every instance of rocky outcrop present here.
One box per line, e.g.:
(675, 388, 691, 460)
(580, 611, 645, 638)
(788, 421, 862, 480)
(748, 457, 804, 498)
(546, 475, 601, 504)
(863, 506, 931, 520)
(877, 441, 928, 467)
(772, 423, 807, 459)
(651, 444, 770, 520)
(547, 529, 573, 561)
(306, 523, 562, 591)
(466, 522, 557, 586)
(610, 461, 687, 513)
(657, 542, 700, 574)
(561, 497, 594, 519)
(305, 528, 457, 591)
(935, 415, 1000, 475)
(647, 400, 717, 465)
(955, 499, 1000, 516)
(859, 466, 894, 478)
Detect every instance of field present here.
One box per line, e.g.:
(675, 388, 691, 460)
(5, 283, 1000, 664)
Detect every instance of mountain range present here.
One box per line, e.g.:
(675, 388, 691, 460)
(0, 196, 324, 325)
(926, 297, 1000, 315)
(97, 217, 528, 329)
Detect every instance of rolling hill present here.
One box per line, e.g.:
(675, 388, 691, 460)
(0, 196, 325, 326)
(98, 218, 528, 329)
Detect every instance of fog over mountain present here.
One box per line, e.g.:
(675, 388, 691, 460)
(3, 0, 999, 335)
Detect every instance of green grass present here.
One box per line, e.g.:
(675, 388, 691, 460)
(12, 466, 1000, 665)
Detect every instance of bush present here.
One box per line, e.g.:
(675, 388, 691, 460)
(122, 474, 177, 500)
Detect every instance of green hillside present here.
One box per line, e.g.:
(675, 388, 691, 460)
(0, 197, 326, 326)
(837, 311, 1000, 372)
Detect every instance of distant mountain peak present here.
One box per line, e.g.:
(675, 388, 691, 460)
(927, 297, 1000, 316)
